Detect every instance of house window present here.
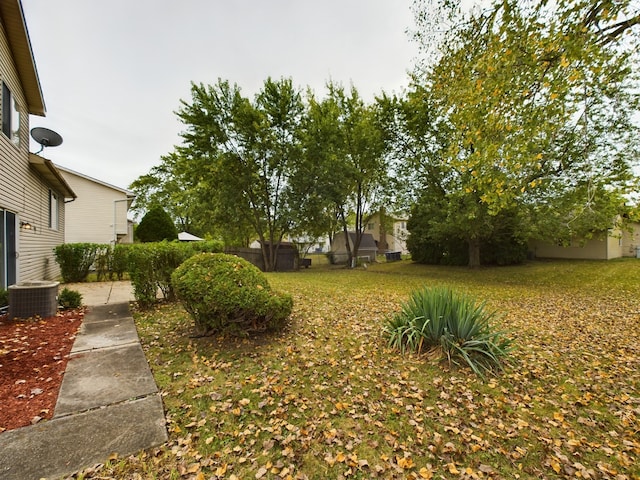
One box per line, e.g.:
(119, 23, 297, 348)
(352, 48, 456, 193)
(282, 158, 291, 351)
(2, 82, 20, 146)
(367, 223, 375, 231)
(49, 190, 59, 230)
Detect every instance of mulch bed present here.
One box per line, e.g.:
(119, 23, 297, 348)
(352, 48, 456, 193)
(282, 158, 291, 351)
(0, 309, 84, 432)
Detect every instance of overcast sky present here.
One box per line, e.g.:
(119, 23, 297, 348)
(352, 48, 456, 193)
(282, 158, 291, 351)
(21, 1, 419, 191)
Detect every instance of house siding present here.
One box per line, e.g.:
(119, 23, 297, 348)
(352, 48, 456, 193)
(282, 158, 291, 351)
(621, 223, 640, 257)
(58, 167, 133, 245)
(366, 213, 409, 254)
(530, 222, 640, 261)
(1, 8, 63, 285)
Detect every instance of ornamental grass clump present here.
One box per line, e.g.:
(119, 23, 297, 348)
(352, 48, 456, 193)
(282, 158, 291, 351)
(171, 253, 293, 336)
(384, 286, 512, 377)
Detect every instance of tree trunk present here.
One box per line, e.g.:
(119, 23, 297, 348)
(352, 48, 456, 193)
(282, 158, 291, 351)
(468, 238, 481, 268)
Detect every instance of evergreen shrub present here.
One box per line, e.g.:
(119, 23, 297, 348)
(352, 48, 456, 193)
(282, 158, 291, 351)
(172, 253, 293, 335)
(136, 206, 178, 242)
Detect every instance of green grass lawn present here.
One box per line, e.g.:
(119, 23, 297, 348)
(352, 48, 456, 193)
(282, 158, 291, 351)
(82, 259, 640, 479)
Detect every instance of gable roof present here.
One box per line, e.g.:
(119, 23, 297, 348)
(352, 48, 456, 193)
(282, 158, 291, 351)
(347, 231, 377, 250)
(56, 164, 135, 198)
(0, 0, 45, 116)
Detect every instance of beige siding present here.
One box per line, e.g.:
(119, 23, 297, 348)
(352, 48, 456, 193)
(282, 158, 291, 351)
(620, 223, 640, 258)
(366, 213, 409, 254)
(1, 17, 29, 215)
(1, 19, 64, 283)
(531, 232, 616, 260)
(59, 168, 133, 244)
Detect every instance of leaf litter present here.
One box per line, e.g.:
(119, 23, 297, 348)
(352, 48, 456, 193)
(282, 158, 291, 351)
(71, 261, 640, 479)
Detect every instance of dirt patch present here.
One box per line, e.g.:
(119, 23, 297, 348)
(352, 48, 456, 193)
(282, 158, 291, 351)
(0, 309, 83, 432)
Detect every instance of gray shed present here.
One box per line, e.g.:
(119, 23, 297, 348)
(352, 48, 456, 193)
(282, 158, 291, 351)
(330, 231, 378, 264)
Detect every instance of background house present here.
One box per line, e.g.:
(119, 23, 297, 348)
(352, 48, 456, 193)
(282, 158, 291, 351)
(529, 222, 640, 260)
(365, 212, 409, 254)
(1, 0, 76, 288)
(57, 165, 135, 245)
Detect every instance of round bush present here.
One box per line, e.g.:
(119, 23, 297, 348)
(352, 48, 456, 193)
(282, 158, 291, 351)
(171, 253, 293, 335)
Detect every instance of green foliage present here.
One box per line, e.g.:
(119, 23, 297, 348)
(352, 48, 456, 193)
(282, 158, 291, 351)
(296, 83, 389, 268)
(126, 244, 158, 309)
(126, 242, 200, 308)
(171, 253, 293, 335)
(0, 288, 8, 307)
(53, 243, 101, 283)
(58, 287, 83, 309)
(111, 244, 130, 280)
(384, 286, 512, 377)
(136, 206, 178, 243)
(94, 245, 113, 281)
(191, 239, 225, 254)
(125, 241, 224, 308)
(173, 77, 306, 270)
(407, 197, 528, 266)
(398, 0, 640, 266)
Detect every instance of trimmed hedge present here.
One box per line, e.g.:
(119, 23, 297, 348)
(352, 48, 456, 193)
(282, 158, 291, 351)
(53, 240, 225, 308)
(126, 240, 224, 308)
(172, 253, 293, 335)
(53, 243, 101, 283)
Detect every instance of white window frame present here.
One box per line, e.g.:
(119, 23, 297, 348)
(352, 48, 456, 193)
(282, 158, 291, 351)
(2, 82, 20, 147)
(49, 190, 59, 230)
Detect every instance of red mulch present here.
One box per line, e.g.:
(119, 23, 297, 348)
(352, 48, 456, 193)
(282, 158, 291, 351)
(0, 309, 84, 432)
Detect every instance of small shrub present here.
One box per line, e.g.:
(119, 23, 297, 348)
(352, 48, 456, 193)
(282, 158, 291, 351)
(58, 287, 83, 309)
(384, 286, 512, 377)
(172, 252, 293, 335)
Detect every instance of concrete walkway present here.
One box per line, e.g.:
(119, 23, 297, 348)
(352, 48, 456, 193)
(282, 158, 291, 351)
(0, 281, 167, 480)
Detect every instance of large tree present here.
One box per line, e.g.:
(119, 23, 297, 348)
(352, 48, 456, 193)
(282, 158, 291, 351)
(297, 83, 389, 267)
(404, 0, 640, 266)
(175, 77, 305, 271)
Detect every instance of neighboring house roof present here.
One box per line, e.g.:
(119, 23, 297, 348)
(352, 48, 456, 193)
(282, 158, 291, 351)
(28, 154, 76, 199)
(332, 232, 378, 251)
(178, 231, 203, 241)
(0, 0, 45, 116)
(56, 164, 135, 200)
(348, 231, 378, 249)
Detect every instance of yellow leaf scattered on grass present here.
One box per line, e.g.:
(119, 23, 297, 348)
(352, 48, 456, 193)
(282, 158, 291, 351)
(419, 466, 434, 479)
(397, 456, 414, 469)
(214, 464, 227, 476)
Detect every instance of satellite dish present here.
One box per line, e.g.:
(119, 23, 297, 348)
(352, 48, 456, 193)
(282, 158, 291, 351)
(31, 127, 63, 154)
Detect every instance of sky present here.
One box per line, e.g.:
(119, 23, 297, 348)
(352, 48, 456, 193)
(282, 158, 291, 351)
(21, 0, 420, 191)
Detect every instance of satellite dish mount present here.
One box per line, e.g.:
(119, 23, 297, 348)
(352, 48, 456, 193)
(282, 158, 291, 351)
(31, 127, 63, 154)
